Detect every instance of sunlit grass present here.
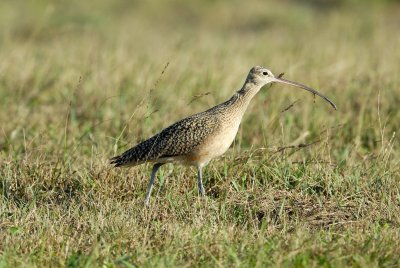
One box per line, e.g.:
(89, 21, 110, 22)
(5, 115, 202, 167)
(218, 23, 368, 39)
(1, 0, 400, 267)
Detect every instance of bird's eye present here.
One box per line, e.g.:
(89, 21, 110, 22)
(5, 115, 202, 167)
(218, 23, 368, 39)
(262, 71, 268, 76)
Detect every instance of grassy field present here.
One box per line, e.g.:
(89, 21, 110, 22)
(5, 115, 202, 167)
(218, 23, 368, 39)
(1, 0, 400, 267)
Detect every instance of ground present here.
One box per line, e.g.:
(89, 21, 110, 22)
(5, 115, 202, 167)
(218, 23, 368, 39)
(0, 0, 400, 267)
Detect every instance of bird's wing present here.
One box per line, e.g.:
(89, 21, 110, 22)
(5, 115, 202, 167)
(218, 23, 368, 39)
(110, 113, 220, 167)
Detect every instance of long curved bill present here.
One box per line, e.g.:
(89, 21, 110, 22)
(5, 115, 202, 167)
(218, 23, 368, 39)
(272, 77, 337, 110)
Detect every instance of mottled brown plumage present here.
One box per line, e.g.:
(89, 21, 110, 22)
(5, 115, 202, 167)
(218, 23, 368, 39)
(111, 66, 336, 205)
(110, 111, 221, 166)
(110, 91, 248, 167)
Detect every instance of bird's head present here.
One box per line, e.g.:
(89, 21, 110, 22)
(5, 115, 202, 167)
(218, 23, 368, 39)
(246, 66, 276, 85)
(246, 66, 337, 110)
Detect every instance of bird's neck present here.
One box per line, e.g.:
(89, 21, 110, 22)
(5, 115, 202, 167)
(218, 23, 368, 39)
(234, 81, 262, 112)
(218, 81, 262, 119)
(238, 81, 262, 103)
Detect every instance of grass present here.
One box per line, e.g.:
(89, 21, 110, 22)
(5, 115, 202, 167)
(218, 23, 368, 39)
(1, 0, 400, 267)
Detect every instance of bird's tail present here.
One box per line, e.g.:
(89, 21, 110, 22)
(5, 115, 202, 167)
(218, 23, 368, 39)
(110, 155, 125, 167)
(110, 134, 160, 167)
(110, 147, 144, 167)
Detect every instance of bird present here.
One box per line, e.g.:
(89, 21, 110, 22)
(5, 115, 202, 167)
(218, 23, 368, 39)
(110, 66, 337, 205)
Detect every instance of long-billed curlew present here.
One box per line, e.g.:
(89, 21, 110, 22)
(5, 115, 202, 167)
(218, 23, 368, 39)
(111, 66, 337, 205)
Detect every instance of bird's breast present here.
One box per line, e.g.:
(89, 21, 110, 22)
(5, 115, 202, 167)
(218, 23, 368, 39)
(193, 115, 242, 165)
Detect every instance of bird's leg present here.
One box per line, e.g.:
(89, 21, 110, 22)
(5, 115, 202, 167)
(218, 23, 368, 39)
(197, 166, 205, 196)
(144, 163, 164, 206)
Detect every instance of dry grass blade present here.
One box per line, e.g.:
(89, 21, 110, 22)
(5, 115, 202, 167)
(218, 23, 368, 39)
(1, 1, 400, 267)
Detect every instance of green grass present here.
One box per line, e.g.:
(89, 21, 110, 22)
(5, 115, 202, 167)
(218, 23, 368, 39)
(1, 0, 400, 267)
